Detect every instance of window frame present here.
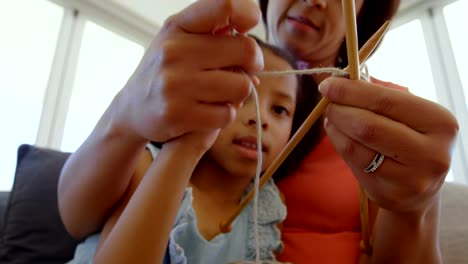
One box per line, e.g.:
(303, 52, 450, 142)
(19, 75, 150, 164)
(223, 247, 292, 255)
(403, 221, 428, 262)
(35, 0, 153, 150)
(393, 0, 468, 183)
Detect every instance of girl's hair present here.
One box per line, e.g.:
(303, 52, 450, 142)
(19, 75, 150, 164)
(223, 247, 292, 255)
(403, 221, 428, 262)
(258, 0, 401, 68)
(249, 36, 320, 182)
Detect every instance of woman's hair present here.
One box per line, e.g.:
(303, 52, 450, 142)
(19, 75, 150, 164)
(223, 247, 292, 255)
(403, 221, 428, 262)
(258, 0, 401, 68)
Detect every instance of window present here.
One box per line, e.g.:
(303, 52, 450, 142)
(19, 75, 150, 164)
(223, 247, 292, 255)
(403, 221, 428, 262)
(444, 0, 468, 111)
(367, 19, 438, 103)
(60, 21, 144, 152)
(0, 0, 63, 190)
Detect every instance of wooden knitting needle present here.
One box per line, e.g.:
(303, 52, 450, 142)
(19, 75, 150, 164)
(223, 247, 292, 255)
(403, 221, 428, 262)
(341, 0, 372, 255)
(218, 20, 391, 234)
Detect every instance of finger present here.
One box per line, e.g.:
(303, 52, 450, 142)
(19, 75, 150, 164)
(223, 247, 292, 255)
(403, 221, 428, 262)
(167, 0, 260, 34)
(319, 77, 456, 134)
(169, 34, 263, 73)
(324, 117, 395, 175)
(325, 103, 426, 165)
(166, 70, 252, 106)
(324, 118, 429, 211)
(193, 70, 253, 104)
(182, 102, 238, 131)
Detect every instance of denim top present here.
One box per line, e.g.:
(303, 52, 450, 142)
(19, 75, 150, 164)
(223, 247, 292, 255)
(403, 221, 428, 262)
(68, 144, 286, 264)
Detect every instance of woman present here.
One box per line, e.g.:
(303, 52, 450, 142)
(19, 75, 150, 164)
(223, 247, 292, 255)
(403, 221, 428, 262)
(58, 0, 458, 263)
(259, 0, 456, 263)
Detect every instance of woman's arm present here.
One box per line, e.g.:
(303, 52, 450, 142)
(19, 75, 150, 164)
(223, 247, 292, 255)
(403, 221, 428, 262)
(58, 107, 148, 240)
(360, 199, 442, 264)
(57, 0, 262, 240)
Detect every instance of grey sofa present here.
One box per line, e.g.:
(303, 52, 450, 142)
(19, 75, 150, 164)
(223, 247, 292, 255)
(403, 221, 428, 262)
(0, 144, 467, 263)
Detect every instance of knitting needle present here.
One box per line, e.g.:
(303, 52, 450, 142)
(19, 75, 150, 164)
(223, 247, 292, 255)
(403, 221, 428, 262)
(341, 0, 372, 255)
(219, 20, 391, 234)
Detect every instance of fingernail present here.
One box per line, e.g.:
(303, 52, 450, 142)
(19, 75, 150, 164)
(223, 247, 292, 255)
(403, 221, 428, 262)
(251, 75, 260, 86)
(318, 79, 330, 95)
(324, 117, 329, 128)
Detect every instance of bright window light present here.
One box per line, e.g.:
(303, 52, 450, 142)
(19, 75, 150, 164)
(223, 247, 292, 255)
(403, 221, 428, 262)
(0, 0, 63, 191)
(60, 21, 144, 152)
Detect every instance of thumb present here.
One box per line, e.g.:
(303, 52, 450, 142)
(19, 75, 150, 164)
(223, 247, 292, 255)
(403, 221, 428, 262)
(166, 0, 261, 34)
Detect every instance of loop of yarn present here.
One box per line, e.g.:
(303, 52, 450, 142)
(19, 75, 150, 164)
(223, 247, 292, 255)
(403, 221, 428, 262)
(236, 65, 368, 264)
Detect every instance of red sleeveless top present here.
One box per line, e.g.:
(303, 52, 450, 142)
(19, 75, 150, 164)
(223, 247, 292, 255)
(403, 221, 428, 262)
(277, 79, 407, 263)
(277, 136, 361, 263)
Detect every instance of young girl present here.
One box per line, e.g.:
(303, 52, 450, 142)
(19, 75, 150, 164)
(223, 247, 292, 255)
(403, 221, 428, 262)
(67, 38, 316, 264)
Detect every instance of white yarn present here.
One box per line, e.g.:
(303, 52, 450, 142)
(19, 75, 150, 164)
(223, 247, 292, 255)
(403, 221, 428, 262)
(251, 83, 262, 263)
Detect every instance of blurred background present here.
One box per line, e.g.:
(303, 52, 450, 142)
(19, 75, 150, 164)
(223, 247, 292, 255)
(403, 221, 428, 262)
(0, 0, 467, 190)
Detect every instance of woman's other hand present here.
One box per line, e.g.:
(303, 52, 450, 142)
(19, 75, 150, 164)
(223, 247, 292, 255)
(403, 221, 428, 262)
(320, 77, 459, 214)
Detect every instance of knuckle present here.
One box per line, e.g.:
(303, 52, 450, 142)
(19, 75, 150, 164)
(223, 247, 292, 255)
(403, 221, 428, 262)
(159, 40, 180, 67)
(240, 37, 258, 68)
(428, 154, 452, 178)
(328, 79, 346, 100)
(373, 94, 395, 114)
(238, 74, 252, 100)
(158, 71, 180, 99)
(407, 181, 431, 198)
(442, 113, 460, 137)
(342, 138, 357, 157)
(355, 119, 376, 142)
(217, 105, 236, 129)
(164, 102, 182, 132)
(161, 14, 178, 31)
(220, 0, 235, 15)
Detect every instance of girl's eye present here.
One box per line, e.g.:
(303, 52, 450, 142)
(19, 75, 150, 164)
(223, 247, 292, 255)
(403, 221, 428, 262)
(273, 105, 290, 116)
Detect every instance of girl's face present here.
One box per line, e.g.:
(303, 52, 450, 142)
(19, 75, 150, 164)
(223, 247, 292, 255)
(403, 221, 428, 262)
(206, 48, 298, 178)
(266, 0, 364, 66)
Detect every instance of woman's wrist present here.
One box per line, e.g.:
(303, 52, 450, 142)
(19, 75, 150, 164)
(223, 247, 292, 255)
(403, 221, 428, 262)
(370, 194, 442, 263)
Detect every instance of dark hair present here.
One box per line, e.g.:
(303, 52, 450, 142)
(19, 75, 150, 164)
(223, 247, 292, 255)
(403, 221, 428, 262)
(259, 0, 401, 68)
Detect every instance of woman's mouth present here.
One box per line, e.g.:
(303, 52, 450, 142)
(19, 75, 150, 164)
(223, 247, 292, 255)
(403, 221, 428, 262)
(287, 16, 319, 31)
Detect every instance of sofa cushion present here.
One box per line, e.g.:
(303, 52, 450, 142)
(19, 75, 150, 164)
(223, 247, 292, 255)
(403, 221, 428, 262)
(440, 181, 468, 264)
(0, 144, 79, 264)
(0, 192, 9, 235)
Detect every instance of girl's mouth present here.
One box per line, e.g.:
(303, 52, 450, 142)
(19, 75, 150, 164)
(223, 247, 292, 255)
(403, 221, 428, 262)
(232, 136, 267, 160)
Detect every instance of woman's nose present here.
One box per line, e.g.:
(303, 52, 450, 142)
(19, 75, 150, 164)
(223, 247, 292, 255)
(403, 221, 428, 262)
(304, 0, 327, 9)
(248, 118, 268, 129)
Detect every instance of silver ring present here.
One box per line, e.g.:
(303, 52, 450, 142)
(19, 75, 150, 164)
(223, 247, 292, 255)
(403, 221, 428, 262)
(364, 152, 385, 173)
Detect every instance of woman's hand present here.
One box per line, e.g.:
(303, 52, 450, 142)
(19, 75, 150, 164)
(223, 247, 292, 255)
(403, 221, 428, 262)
(109, 0, 264, 144)
(319, 77, 459, 214)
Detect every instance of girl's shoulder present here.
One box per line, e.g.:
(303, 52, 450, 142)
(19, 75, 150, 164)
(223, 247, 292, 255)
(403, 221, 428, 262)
(249, 179, 287, 223)
(244, 179, 287, 260)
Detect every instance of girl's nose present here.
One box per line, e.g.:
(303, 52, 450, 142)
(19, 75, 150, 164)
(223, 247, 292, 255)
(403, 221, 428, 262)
(248, 118, 268, 129)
